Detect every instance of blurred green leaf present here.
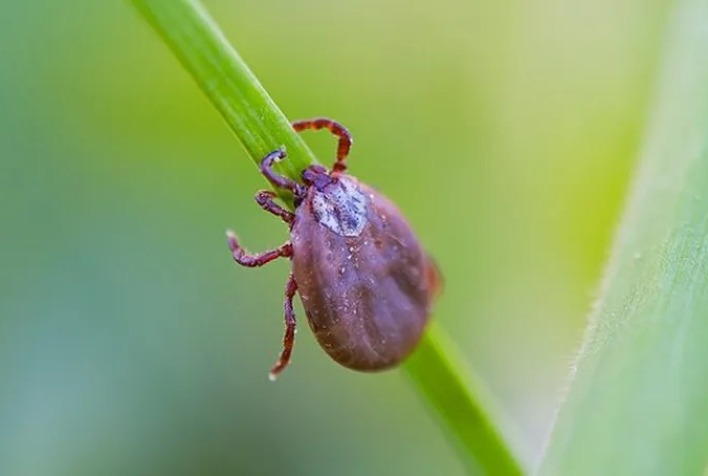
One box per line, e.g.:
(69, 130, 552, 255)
(130, 0, 524, 474)
(540, 1, 708, 474)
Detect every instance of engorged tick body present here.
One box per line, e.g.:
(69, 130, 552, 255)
(227, 118, 440, 379)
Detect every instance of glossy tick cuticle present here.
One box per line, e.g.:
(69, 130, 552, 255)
(227, 117, 441, 379)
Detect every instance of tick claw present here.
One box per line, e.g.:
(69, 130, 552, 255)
(226, 231, 240, 250)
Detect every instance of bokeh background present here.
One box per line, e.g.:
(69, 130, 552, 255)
(0, 0, 672, 474)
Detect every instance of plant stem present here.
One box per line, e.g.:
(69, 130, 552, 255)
(132, 0, 316, 200)
(406, 322, 524, 475)
(131, 0, 524, 474)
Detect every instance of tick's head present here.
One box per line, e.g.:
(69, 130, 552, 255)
(301, 164, 335, 191)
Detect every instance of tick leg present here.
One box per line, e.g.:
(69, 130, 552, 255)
(255, 190, 294, 225)
(226, 231, 292, 267)
(292, 118, 352, 174)
(260, 149, 305, 197)
(269, 273, 298, 380)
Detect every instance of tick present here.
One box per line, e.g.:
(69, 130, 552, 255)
(227, 118, 440, 379)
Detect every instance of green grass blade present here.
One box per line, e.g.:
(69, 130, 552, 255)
(130, 0, 525, 474)
(539, 1, 708, 474)
(406, 322, 524, 475)
(132, 0, 317, 196)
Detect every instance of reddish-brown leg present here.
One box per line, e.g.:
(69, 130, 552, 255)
(269, 272, 298, 380)
(226, 231, 292, 267)
(255, 190, 294, 225)
(260, 149, 305, 197)
(292, 118, 352, 174)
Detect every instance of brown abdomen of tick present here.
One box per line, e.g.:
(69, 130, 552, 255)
(290, 175, 439, 371)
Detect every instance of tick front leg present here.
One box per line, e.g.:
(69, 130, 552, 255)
(269, 273, 298, 380)
(292, 118, 352, 174)
(260, 149, 305, 197)
(226, 231, 292, 267)
(255, 190, 294, 226)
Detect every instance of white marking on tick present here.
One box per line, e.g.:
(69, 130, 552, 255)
(311, 177, 367, 236)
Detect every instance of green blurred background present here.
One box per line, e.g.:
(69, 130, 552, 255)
(0, 0, 672, 474)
